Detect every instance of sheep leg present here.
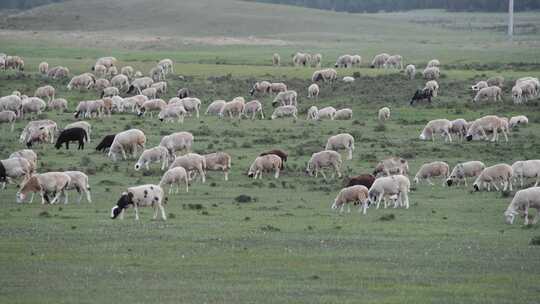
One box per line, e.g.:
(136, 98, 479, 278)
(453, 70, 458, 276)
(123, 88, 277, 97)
(224, 170, 229, 181)
(534, 175, 539, 187)
(28, 192, 35, 203)
(491, 128, 498, 142)
(159, 204, 167, 220)
(320, 170, 327, 181)
(199, 167, 206, 183)
(427, 177, 434, 186)
(347, 204, 351, 213)
(185, 178, 189, 193)
(85, 189, 92, 203)
(348, 148, 352, 160)
(502, 129, 508, 142)
(491, 182, 499, 191)
(360, 202, 367, 215)
(524, 207, 530, 225)
(134, 205, 139, 220)
(50, 191, 62, 205)
(274, 167, 280, 179)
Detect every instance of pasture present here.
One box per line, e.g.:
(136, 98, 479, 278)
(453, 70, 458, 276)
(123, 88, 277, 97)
(1, 2, 540, 303)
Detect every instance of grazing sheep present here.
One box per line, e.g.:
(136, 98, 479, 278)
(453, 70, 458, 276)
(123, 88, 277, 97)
(306, 106, 319, 121)
(422, 66, 440, 80)
(383, 55, 403, 70)
(466, 115, 508, 142)
(344, 174, 376, 189)
(108, 129, 146, 161)
(21, 97, 46, 119)
(450, 118, 468, 142)
(409, 88, 433, 105)
(160, 167, 189, 194)
(24, 128, 50, 148)
(151, 82, 168, 96)
(473, 86, 502, 103)
(67, 74, 95, 91)
(509, 115, 528, 128)
(248, 154, 282, 179)
(95, 134, 116, 153)
(94, 78, 111, 93)
(38, 62, 48, 75)
(93, 64, 107, 78)
(134, 146, 170, 171)
(312, 69, 338, 83)
(272, 53, 280, 66)
(414, 161, 450, 185)
(34, 85, 55, 102)
(378, 107, 390, 123)
(64, 171, 92, 203)
(158, 58, 174, 75)
(176, 88, 190, 99)
(150, 66, 165, 82)
(205, 100, 226, 116)
(0, 95, 22, 117)
(159, 104, 186, 124)
(123, 95, 148, 113)
(335, 54, 353, 68)
(204, 152, 232, 181)
(306, 150, 342, 180)
(47, 66, 69, 79)
(120, 66, 134, 79)
(174, 97, 201, 118)
(170, 153, 206, 183)
(259, 149, 287, 170)
(19, 120, 57, 144)
(111, 185, 166, 220)
(512, 85, 523, 104)
(141, 87, 157, 100)
(110, 74, 130, 92)
(343, 76, 355, 83)
(368, 175, 410, 209)
(250, 81, 272, 96)
(243, 100, 264, 120)
(446, 161, 486, 187)
(16, 172, 71, 204)
(419, 119, 453, 142)
(107, 66, 119, 79)
(487, 76, 504, 88)
(335, 108, 352, 120)
(219, 97, 245, 119)
(54, 128, 87, 150)
(307, 83, 320, 99)
(504, 187, 540, 225)
(473, 164, 513, 192)
(269, 82, 288, 94)
(326, 133, 355, 160)
(318, 106, 336, 120)
(427, 59, 440, 68)
(74, 100, 103, 119)
(65, 121, 91, 142)
(373, 157, 409, 177)
(0, 110, 16, 131)
(272, 90, 297, 107)
(8, 150, 37, 171)
(159, 131, 193, 156)
(424, 80, 439, 97)
(101, 86, 119, 98)
(271, 105, 297, 120)
(332, 185, 370, 214)
(351, 55, 362, 67)
(513, 80, 537, 104)
(293, 52, 309, 67)
(472, 81, 489, 92)
(0, 157, 33, 189)
(405, 64, 416, 80)
(511, 160, 540, 187)
(371, 53, 390, 69)
(5, 56, 24, 71)
(127, 77, 154, 94)
(137, 99, 167, 118)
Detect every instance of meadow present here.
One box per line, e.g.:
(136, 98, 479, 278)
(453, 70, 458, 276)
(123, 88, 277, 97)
(1, 1, 540, 303)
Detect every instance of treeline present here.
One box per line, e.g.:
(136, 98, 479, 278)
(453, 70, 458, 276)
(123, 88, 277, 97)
(247, 0, 540, 12)
(0, 0, 63, 10)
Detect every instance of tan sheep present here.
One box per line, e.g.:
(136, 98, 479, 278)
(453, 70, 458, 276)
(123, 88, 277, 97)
(108, 129, 146, 161)
(446, 161, 486, 187)
(160, 167, 189, 194)
(419, 119, 452, 142)
(384, 55, 403, 70)
(272, 53, 280, 66)
(94, 78, 111, 93)
(170, 153, 206, 183)
(64, 171, 92, 203)
(159, 104, 186, 124)
(34, 85, 55, 102)
(250, 81, 272, 96)
(335, 54, 353, 68)
(137, 99, 167, 118)
(67, 74, 94, 91)
(0, 110, 17, 131)
(0, 95, 22, 117)
(110, 74, 130, 92)
(325, 133, 355, 160)
(141, 87, 157, 100)
(9, 149, 38, 170)
(306, 150, 342, 180)
(269, 82, 287, 94)
(242, 100, 264, 120)
(473, 164, 513, 192)
(272, 90, 297, 107)
(487, 76, 504, 87)
(351, 55, 362, 67)
(120, 66, 134, 79)
(331, 185, 370, 214)
(511, 160, 540, 188)
(370, 53, 390, 69)
(373, 157, 409, 177)
(465, 115, 508, 142)
(509, 115, 528, 128)
(248, 154, 282, 179)
(134, 146, 170, 171)
(220, 97, 245, 119)
(205, 100, 226, 116)
(306, 106, 319, 121)
(414, 161, 449, 185)
(318, 106, 336, 120)
(449, 118, 468, 142)
(16, 172, 71, 204)
(271, 105, 297, 120)
(1, 157, 33, 189)
(159, 131, 193, 156)
(38, 62, 49, 75)
(312, 69, 337, 83)
(335, 108, 352, 120)
(473, 86, 502, 103)
(422, 66, 440, 80)
(204, 152, 232, 181)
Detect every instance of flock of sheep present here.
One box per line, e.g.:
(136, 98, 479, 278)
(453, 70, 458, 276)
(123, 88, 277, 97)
(1, 51, 540, 226)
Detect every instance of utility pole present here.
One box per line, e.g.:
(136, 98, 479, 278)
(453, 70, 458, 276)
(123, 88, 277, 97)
(508, 0, 514, 39)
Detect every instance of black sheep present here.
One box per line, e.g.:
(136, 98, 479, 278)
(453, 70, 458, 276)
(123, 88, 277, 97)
(95, 134, 116, 153)
(55, 127, 87, 150)
(410, 89, 433, 105)
(0, 160, 6, 183)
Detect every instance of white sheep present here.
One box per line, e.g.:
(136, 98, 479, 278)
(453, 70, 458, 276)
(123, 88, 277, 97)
(306, 150, 342, 180)
(306, 106, 319, 121)
(34, 85, 55, 102)
(16, 172, 71, 204)
(325, 133, 355, 160)
(446, 161, 486, 187)
(250, 81, 271, 96)
(378, 107, 390, 123)
(151, 81, 168, 96)
(473, 86, 502, 103)
(465, 115, 508, 142)
(487, 76, 504, 87)
(9, 149, 38, 170)
(269, 82, 287, 94)
(134, 146, 170, 171)
(94, 78, 111, 93)
(511, 160, 540, 188)
(312, 69, 337, 83)
(335, 54, 353, 68)
(422, 66, 440, 80)
(67, 74, 94, 91)
(335, 108, 352, 120)
(351, 55, 362, 67)
(318, 106, 336, 120)
(272, 53, 280, 66)
(0, 110, 17, 131)
(38, 62, 49, 75)
(64, 171, 92, 203)
(368, 175, 410, 209)
(272, 90, 297, 107)
(271, 105, 297, 120)
(159, 131, 193, 156)
(414, 161, 449, 185)
(170, 153, 206, 183)
(123, 95, 148, 113)
(312, 53, 322, 68)
(19, 120, 57, 144)
(141, 87, 157, 100)
(1, 157, 33, 189)
(427, 59, 440, 68)
(473, 164, 513, 192)
(128, 77, 154, 94)
(373, 157, 409, 177)
(137, 99, 167, 118)
(173, 97, 201, 118)
(120, 66, 134, 79)
(108, 129, 146, 161)
(0, 95, 22, 117)
(471, 81, 488, 92)
(111, 185, 166, 221)
(219, 97, 245, 119)
(247, 154, 282, 179)
(504, 187, 540, 225)
(205, 100, 226, 116)
(419, 119, 452, 142)
(160, 167, 189, 194)
(405, 64, 416, 80)
(342, 76, 355, 83)
(370, 53, 390, 69)
(509, 115, 528, 128)
(158, 104, 186, 124)
(21, 97, 46, 119)
(383, 55, 403, 70)
(102, 86, 120, 98)
(158, 58, 174, 75)
(203, 152, 232, 181)
(242, 100, 264, 120)
(110, 74, 130, 92)
(331, 185, 370, 215)
(307, 83, 319, 99)
(424, 80, 439, 97)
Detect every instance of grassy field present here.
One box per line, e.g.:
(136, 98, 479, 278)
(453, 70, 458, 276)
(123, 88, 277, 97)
(1, 1, 540, 303)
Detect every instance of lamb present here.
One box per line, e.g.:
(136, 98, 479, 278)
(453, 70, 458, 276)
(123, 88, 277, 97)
(38, 62, 48, 75)
(271, 105, 297, 120)
(473, 86, 502, 103)
(21, 97, 46, 119)
(465, 115, 508, 142)
(317, 106, 336, 120)
(511, 160, 540, 187)
(422, 66, 440, 80)
(383, 55, 403, 70)
(424, 80, 439, 97)
(108, 129, 146, 161)
(343, 76, 355, 83)
(351, 55, 361, 67)
(111, 185, 166, 221)
(177, 88, 190, 99)
(472, 81, 488, 92)
(269, 83, 287, 94)
(446, 161, 486, 187)
(473, 164, 513, 192)
(306, 150, 342, 180)
(160, 167, 189, 194)
(205, 100, 226, 116)
(344, 174, 376, 189)
(370, 53, 390, 69)
(306, 106, 319, 120)
(64, 121, 91, 142)
(9, 149, 38, 170)
(335, 108, 352, 120)
(54, 127, 87, 150)
(0, 110, 16, 131)
(137, 99, 167, 118)
(203, 152, 232, 181)
(307, 83, 320, 99)
(373, 157, 409, 177)
(512, 85, 524, 104)
(0, 95, 23, 117)
(272, 53, 280, 66)
(174, 97, 201, 118)
(110, 74, 130, 92)
(335, 54, 353, 68)
(509, 115, 528, 128)
(151, 82, 167, 96)
(368, 175, 410, 209)
(16, 172, 71, 204)
(427, 59, 440, 68)
(95, 134, 116, 153)
(414, 161, 450, 185)
(141, 87, 157, 100)
(120, 66, 134, 79)
(127, 77, 154, 94)
(504, 187, 540, 225)
(67, 74, 95, 91)
(325, 133, 355, 160)
(242, 100, 264, 120)
(219, 97, 245, 119)
(331, 185, 370, 215)
(101, 86, 119, 98)
(134, 146, 170, 171)
(170, 153, 206, 183)
(272, 90, 297, 107)
(419, 119, 453, 142)
(0, 157, 33, 189)
(449, 118, 468, 142)
(247, 154, 282, 179)
(378, 107, 390, 123)
(259, 149, 288, 170)
(159, 131, 193, 156)
(250, 81, 271, 96)
(405, 64, 416, 80)
(312, 69, 338, 83)
(158, 104, 187, 124)
(487, 76, 504, 88)
(64, 171, 92, 203)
